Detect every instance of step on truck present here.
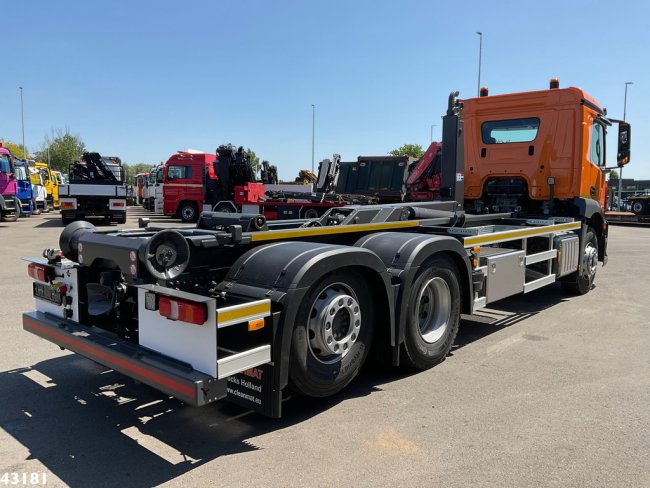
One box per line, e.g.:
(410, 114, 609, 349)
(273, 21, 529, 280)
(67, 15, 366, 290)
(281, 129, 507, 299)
(59, 152, 127, 225)
(22, 86, 630, 418)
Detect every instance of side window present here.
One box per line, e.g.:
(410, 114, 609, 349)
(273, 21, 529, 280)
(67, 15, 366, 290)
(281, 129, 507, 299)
(167, 166, 192, 179)
(590, 123, 605, 166)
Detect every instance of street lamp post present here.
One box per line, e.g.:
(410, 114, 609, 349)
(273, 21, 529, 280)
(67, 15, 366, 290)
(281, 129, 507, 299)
(19, 86, 26, 159)
(617, 81, 633, 211)
(476, 32, 483, 97)
(430, 124, 437, 143)
(311, 104, 315, 174)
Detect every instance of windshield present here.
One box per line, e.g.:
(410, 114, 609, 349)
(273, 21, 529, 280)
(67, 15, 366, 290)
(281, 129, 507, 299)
(0, 155, 13, 174)
(15, 165, 28, 181)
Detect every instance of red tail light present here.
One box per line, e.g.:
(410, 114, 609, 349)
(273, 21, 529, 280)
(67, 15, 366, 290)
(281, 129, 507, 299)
(27, 263, 53, 282)
(159, 296, 207, 325)
(113, 202, 125, 207)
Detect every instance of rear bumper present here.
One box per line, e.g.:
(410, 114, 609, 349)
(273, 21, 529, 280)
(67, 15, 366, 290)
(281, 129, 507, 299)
(22, 311, 227, 406)
(61, 210, 125, 219)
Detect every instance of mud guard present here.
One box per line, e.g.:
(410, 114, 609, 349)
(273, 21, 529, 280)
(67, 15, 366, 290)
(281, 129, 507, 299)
(217, 241, 394, 415)
(354, 232, 472, 365)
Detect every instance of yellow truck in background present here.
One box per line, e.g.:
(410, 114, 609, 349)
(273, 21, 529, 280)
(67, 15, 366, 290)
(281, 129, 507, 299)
(28, 161, 59, 210)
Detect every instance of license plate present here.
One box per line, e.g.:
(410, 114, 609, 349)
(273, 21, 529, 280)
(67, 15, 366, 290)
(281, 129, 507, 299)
(33, 282, 63, 305)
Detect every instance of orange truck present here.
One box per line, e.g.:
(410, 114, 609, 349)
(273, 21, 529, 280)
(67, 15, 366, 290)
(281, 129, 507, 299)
(461, 79, 631, 266)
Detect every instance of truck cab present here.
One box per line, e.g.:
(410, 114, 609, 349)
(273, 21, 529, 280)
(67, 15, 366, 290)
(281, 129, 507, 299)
(14, 160, 37, 216)
(0, 144, 19, 222)
(144, 165, 162, 211)
(134, 173, 147, 205)
(462, 80, 631, 259)
(28, 162, 59, 210)
(163, 152, 217, 222)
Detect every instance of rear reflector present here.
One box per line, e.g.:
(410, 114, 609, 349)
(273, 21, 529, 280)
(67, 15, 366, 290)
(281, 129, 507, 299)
(113, 202, 125, 207)
(61, 202, 75, 208)
(159, 296, 207, 325)
(28, 263, 52, 282)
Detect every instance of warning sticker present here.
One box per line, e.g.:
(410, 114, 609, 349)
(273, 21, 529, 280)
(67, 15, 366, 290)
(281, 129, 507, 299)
(456, 173, 464, 182)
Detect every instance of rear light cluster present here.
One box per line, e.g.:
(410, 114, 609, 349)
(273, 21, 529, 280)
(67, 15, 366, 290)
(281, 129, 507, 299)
(60, 202, 75, 209)
(159, 296, 207, 325)
(27, 263, 53, 282)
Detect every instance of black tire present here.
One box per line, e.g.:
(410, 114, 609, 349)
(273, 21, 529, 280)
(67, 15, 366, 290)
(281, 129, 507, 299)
(31, 200, 41, 215)
(631, 200, 648, 216)
(215, 202, 235, 213)
(1, 210, 18, 222)
(302, 208, 320, 219)
(289, 269, 374, 397)
(401, 256, 461, 370)
(562, 228, 598, 295)
(116, 213, 127, 225)
(178, 202, 199, 223)
(61, 216, 75, 226)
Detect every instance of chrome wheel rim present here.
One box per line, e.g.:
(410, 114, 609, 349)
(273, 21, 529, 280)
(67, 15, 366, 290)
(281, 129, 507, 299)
(416, 277, 451, 344)
(307, 282, 361, 364)
(581, 242, 598, 281)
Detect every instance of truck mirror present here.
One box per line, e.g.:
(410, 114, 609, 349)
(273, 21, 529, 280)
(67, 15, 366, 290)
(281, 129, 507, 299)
(617, 122, 631, 167)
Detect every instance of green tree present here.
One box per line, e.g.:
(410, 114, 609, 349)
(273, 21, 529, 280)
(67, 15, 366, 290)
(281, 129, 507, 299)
(0, 140, 28, 159)
(123, 162, 153, 184)
(35, 129, 86, 172)
(388, 143, 425, 159)
(608, 169, 619, 180)
(246, 148, 260, 172)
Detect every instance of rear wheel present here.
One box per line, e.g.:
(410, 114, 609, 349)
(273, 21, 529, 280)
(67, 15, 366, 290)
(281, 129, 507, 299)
(116, 213, 127, 225)
(179, 202, 198, 222)
(215, 202, 235, 213)
(631, 200, 648, 216)
(289, 270, 374, 397)
(303, 208, 320, 219)
(401, 256, 461, 370)
(562, 228, 598, 295)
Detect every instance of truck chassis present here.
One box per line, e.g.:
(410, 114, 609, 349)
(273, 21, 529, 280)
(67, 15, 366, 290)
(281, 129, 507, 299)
(23, 201, 593, 417)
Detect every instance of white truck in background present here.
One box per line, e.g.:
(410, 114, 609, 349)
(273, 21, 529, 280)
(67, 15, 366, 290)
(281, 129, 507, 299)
(59, 152, 127, 225)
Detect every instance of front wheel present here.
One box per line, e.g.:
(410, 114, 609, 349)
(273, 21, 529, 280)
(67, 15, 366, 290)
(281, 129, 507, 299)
(1, 210, 18, 222)
(562, 228, 598, 295)
(31, 200, 41, 215)
(179, 202, 198, 223)
(289, 270, 374, 397)
(401, 256, 461, 370)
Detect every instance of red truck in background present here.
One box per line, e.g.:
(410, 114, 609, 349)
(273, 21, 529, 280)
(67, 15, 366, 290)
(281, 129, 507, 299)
(163, 147, 378, 222)
(163, 148, 266, 222)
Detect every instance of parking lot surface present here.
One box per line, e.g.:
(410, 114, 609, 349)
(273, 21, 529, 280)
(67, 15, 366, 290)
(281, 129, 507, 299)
(1, 210, 648, 487)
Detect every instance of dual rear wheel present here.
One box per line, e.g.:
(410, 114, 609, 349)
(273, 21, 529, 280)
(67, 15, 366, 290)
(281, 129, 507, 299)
(289, 257, 461, 397)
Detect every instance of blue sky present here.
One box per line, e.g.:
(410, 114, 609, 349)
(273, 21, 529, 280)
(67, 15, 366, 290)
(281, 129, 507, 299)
(2, 0, 648, 179)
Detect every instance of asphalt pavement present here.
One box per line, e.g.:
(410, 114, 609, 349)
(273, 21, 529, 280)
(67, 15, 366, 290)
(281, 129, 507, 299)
(0, 209, 648, 488)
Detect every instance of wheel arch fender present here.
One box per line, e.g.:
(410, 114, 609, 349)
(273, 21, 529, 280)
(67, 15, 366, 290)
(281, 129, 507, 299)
(355, 232, 472, 361)
(218, 241, 394, 391)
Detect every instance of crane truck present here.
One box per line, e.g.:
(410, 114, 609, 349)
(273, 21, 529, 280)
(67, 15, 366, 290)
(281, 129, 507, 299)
(58, 153, 127, 225)
(22, 83, 630, 418)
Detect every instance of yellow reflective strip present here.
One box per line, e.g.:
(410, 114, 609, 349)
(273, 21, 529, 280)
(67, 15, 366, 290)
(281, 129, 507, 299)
(217, 302, 271, 325)
(464, 222, 580, 246)
(250, 220, 420, 242)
